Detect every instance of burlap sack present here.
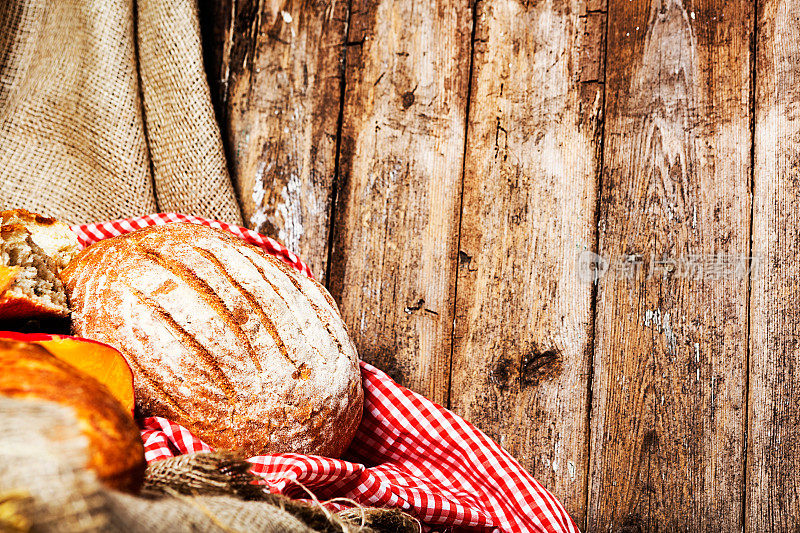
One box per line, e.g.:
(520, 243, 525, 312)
(0, 0, 242, 225)
(0, 397, 420, 533)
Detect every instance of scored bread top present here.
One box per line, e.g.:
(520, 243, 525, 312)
(62, 223, 363, 457)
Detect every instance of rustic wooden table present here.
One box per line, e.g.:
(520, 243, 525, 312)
(198, 0, 789, 530)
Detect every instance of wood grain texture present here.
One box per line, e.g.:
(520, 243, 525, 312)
(449, 0, 605, 526)
(208, 0, 348, 280)
(748, 0, 800, 529)
(589, 0, 752, 529)
(326, 0, 472, 403)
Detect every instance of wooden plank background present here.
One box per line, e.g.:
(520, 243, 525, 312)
(590, 0, 752, 530)
(452, 0, 602, 523)
(749, 0, 800, 528)
(198, 0, 797, 529)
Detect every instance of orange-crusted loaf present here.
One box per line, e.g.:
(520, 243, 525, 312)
(0, 339, 145, 492)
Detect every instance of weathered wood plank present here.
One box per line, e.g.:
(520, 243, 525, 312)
(326, 0, 472, 403)
(449, 0, 605, 526)
(748, 0, 800, 529)
(205, 0, 349, 280)
(589, 0, 752, 529)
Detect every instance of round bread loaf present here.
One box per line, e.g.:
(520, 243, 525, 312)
(62, 223, 363, 457)
(0, 339, 145, 492)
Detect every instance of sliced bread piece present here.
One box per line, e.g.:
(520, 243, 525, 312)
(0, 209, 81, 270)
(0, 218, 78, 319)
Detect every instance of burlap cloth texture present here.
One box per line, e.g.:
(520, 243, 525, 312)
(0, 0, 242, 225)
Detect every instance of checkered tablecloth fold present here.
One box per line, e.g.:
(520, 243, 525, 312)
(71, 214, 578, 533)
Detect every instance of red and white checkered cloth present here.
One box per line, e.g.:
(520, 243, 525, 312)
(71, 213, 578, 533)
(70, 212, 313, 278)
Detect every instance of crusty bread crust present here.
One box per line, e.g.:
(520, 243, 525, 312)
(0, 209, 60, 227)
(0, 340, 145, 493)
(0, 291, 66, 318)
(63, 223, 364, 457)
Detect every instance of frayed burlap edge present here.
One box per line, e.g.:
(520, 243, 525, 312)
(142, 451, 420, 533)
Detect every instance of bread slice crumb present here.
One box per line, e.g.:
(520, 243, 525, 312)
(0, 224, 71, 318)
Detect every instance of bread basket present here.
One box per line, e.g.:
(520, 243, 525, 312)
(70, 213, 577, 533)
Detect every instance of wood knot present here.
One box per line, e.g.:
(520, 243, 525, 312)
(404, 298, 425, 314)
(520, 348, 562, 386)
(489, 348, 562, 389)
(489, 357, 514, 389)
(642, 429, 659, 451)
(620, 514, 644, 533)
(458, 251, 476, 271)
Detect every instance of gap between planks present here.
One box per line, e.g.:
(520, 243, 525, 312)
(583, 2, 610, 531)
(742, 0, 758, 528)
(323, 0, 355, 288)
(446, 0, 482, 411)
